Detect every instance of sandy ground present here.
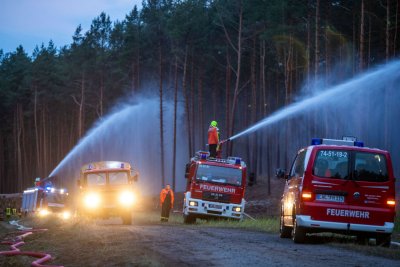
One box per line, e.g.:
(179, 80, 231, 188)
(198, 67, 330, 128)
(0, 214, 399, 267)
(126, 224, 400, 267)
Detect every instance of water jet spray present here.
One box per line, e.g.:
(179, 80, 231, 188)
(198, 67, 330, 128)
(226, 61, 400, 142)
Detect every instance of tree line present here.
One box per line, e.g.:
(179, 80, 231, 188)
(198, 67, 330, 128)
(0, 0, 399, 193)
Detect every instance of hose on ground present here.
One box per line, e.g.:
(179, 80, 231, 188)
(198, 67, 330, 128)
(0, 229, 63, 267)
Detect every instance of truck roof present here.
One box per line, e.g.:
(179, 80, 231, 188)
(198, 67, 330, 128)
(310, 144, 389, 154)
(191, 151, 247, 168)
(308, 138, 389, 154)
(81, 161, 131, 172)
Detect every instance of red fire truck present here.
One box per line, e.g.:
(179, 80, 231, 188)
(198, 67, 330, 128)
(183, 151, 247, 224)
(277, 137, 396, 246)
(22, 183, 70, 219)
(77, 161, 139, 224)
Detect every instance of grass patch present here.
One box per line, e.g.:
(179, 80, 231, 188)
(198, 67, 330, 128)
(331, 242, 400, 260)
(134, 210, 280, 233)
(189, 216, 279, 233)
(392, 215, 400, 242)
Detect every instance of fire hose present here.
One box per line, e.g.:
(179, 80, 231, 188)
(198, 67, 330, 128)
(0, 229, 63, 267)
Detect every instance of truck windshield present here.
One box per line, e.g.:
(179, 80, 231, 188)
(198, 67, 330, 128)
(86, 173, 106, 186)
(109, 172, 129, 185)
(313, 150, 389, 182)
(196, 164, 242, 186)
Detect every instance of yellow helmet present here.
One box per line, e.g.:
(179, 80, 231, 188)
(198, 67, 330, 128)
(210, 120, 218, 127)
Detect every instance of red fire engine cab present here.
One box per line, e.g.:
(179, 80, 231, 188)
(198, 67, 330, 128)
(277, 137, 396, 246)
(183, 151, 247, 224)
(22, 182, 70, 219)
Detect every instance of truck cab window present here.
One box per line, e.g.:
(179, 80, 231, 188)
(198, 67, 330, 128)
(109, 172, 129, 185)
(354, 152, 388, 182)
(86, 173, 106, 186)
(289, 150, 306, 179)
(313, 150, 349, 179)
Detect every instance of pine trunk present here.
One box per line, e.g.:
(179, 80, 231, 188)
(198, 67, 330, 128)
(360, 0, 365, 70)
(159, 43, 165, 187)
(182, 46, 192, 158)
(228, 3, 243, 155)
(34, 88, 41, 175)
(315, 0, 320, 77)
(172, 56, 178, 190)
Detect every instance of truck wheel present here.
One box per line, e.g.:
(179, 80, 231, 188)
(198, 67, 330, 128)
(280, 212, 292, 238)
(356, 234, 369, 245)
(376, 234, 391, 247)
(122, 214, 132, 225)
(292, 215, 306, 243)
(183, 214, 195, 224)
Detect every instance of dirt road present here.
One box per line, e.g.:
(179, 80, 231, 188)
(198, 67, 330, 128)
(125, 224, 399, 267)
(1, 216, 399, 267)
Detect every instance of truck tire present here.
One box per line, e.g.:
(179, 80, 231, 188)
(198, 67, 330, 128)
(292, 215, 306, 244)
(376, 233, 391, 247)
(280, 212, 292, 238)
(356, 234, 369, 245)
(183, 214, 195, 224)
(122, 214, 132, 225)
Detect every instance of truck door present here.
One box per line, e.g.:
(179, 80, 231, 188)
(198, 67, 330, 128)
(346, 151, 393, 226)
(309, 149, 350, 223)
(283, 149, 307, 226)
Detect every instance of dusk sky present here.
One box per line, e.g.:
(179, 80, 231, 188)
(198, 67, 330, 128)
(0, 0, 142, 55)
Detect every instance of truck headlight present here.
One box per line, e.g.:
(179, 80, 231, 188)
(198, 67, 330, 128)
(119, 191, 135, 206)
(62, 211, 71, 220)
(189, 201, 198, 207)
(233, 206, 241, 212)
(84, 193, 101, 209)
(39, 209, 49, 217)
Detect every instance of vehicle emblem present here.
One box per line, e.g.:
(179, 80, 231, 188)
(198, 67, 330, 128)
(353, 192, 360, 199)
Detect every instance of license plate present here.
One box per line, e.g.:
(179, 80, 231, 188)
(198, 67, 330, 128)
(316, 194, 345, 203)
(209, 204, 222, 209)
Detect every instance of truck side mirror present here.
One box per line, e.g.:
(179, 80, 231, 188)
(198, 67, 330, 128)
(130, 170, 139, 182)
(184, 164, 190, 179)
(276, 168, 286, 179)
(248, 172, 255, 186)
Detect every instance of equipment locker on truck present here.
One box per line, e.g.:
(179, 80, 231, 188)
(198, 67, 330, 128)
(277, 137, 396, 246)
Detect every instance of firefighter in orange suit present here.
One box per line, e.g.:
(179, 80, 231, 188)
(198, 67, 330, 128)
(208, 120, 219, 158)
(160, 184, 174, 222)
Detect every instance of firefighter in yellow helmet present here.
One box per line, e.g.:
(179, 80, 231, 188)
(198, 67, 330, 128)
(208, 120, 219, 158)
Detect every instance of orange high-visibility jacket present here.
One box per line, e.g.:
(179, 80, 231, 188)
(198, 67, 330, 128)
(160, 189, 174, 205)
(208, 126, 219, 145)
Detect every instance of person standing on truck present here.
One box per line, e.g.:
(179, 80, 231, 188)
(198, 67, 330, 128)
(160, 184, 174, 222)
(208, 120, 219, 158)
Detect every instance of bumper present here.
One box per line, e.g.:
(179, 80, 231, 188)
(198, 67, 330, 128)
(80, 205, 133, 217)
(183, 196, 245, 219)
(296, 215, 394, 233)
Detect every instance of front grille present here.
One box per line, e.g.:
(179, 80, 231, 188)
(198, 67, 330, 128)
(207, 210, 222, 215)
(202, 192, 231, 203)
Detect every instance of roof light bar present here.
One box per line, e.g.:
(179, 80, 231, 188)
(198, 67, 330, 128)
(311, 138, 322, 145)
(312, 137, 364, 147)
